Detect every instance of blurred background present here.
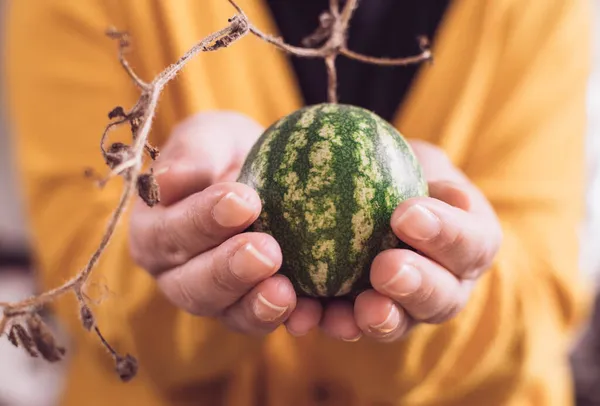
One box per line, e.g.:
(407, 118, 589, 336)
(0, 1, 600, 405)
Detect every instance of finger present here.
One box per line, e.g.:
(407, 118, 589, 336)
(319, 300, 362, 342)
(354, 290, 413, 342)
(130, 182, 261, 274)
(428, 180, 471, 211)
(391, 191, 500, 280)
(408, 140, 456, 182)
(371, 249, 473, 323)
(156, 232, 282, 316)
(153, 111, 264, 206)
(285, 298, 323, 337)
(152, 159, 222, 207)
(220, 274, 296, 336)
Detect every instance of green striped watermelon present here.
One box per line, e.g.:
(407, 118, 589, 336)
(237, 103, 428, 298)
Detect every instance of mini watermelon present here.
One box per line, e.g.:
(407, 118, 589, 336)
(237, 103, 428, 298)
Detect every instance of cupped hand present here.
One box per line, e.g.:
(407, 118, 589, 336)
(129, 111, 298, 336)
(286, 140, 503, 342)
(129, 111, 502, 343)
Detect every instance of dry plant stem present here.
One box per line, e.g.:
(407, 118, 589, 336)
(94, 325, 117, 357)
(119, 50, 148, 90)
(341, 47, 433, 66)
(1, 182, 136, 314)
(0, 8, 252, 381)
(248, 26, 324, 58)
(0, 11, 252, 315)
(325, 55, 338, 103)
(100, 118, 130, 155)
(106, 28, 149, 90)
(119, 52, 148, 90)
(244, 0, 431, 103)
(330, 0, 341, 15)
(340, 0, 359, 29)
(0, 315, 7, 337)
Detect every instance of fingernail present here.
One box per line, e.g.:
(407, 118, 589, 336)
(395, 204, 441, 240)
(382, 264, 421, 296)
(231, 243, 276, 280)
(342, 332, 362, 342)
(369, 305, 400, 334)
(213, 192, 256, 228)
(286, 326, 308, 338)
(254, 293, 288, 322)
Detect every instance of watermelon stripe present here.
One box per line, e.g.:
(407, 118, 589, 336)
(312, 107, 356, 296)
(269, 113, 318, 295)
(304, 113, 337, 295)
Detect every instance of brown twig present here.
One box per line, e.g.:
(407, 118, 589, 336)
(0, 0, 432, 381)
(105, 28, 149, 90)
(244, 0, 431, 102)
(0, 7, 252, 381)
(248, 26, 324, 57)
(325, 55, 339, 103)
(339, 0, 359, 29)
(340, 47, 432, 66)
(0, 315, 7, 337)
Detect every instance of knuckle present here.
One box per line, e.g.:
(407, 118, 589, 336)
(172, 272, 214, 317)
(211, 251, 243, 295)
(438, 227, 466, 255)
(212, 270, 237, 295)
(471, 246, 494, 276)
(475, 245, 493, 269)
(463, 232, 500, 279)
(187, 198, 223, 244)
(156, 267, 214, 317)
(154, 215, 190, 267)
(128, 237, 147, 270)
(422, 283, 469, 324)
(176, 277, 202, 314)
(186, 200, 210, 233)
(402, 279, 462, 322)
(424, 298, 464, 324)
(407, 279, 437, 308)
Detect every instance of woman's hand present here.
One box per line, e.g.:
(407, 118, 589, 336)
(287, 140, 503, 342)
(128, 111, 502, 342)
(128, 111, 299, 336)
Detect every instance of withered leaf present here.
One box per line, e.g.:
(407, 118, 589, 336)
(25, 315, 65, 363)
(80, 304, 95, 331)
(137, 173, 160, 207)
(108, 106, 126, 120)
(7, 325, 18, 347)
(13, 324, 38, 358)
(104, 142, 132, 169)
(116, 354, 138, 382)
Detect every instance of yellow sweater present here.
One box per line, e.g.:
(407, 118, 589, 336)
(2, 1, 593, 405)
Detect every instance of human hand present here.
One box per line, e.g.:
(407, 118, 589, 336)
(129, 111, 501, 343)
(128, 111, 299, 335)
(284, 140, 503, 342)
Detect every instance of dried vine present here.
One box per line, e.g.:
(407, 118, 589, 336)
(0, 0, 431, 381)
